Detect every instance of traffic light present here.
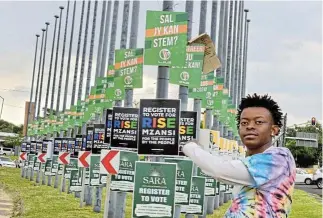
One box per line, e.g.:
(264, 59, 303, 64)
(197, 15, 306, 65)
(311, 117, 316, 126)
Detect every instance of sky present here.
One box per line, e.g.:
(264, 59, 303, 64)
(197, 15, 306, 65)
(0, 0, 321, 127)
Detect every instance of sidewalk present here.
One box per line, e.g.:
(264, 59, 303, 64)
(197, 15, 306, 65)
(0, 188, 13, 218)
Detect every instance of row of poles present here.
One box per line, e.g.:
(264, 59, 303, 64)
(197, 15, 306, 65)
(25, 0, 251, 217)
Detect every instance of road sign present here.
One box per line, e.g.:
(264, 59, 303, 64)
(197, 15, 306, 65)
(78, 151, 91, 168)
(37, 152, 47, 163)
(19, 152, 27, 161)
(100, 150, 120, 175)
(58, 152, 70, 165)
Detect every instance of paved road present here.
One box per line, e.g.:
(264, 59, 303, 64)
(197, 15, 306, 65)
(295, 183, 322, 199)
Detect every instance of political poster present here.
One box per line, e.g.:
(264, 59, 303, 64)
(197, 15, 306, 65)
(36, 141, 42, 153)
(51, 155, 59, 174)
(179, 111, 197, 156)
(53, 138, 62, 155)
(74, 136, 82, 156)
(67, 138, 75, 153)
(89, 154, 100, 186)
(132, 162, 177, 218)
(111, 107, 139, 149)
(92, 124, 106, 154)
(144, 11, 188, 67)
(69, 169, 82, 192)
(44, 159, 52, 176)
(197, 167, 216, 196)
(104, 109, 113, 144)
(30, 141, 36, 154)
(64, 158, 78, 179)
(61, 138, 68, 152)
(169, 44, 205, 87)
(86, 124, 94, 151)
(111, 151, 138, 192)
(115, 48, 144, 89)
(164, 158, 193, 205)
(138, 99, 180, 156)
(42, 140, 50, 154)
(184, 176, 206, 215)
(21, 142, 27, 152)
(26, 142, 31, 153)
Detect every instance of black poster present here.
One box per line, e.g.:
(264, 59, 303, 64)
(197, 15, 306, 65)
(54, 138, 62, 155)
(26, 143, 31, 153)
(21, 142, 27, 152)
(68, 138, 75, 154)
(104, 109, 113, 144)
(86, 124, 94, 151)
(62, 138, 68, 152)
(179, 111, 197, 156)
(36, 141, 42, 153)
(111, 107, 139, 149)
(42, 140, 50, 153)
(30, 141, 37, 154)
(92, 124, 106, 154)
(75, 135, 83, 153)
(138, 99, 180, 155)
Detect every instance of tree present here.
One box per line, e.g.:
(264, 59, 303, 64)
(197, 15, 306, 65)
(3, 134, 23, 148)
(285, 121, 322, 167)
(0, 119, 23, 134)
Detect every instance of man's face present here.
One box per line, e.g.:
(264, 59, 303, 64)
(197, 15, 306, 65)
(238, 107, 279, 149)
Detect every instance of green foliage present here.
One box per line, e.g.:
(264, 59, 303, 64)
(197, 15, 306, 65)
(0, 119, 23, 134)
(3, 135, 23, 148)
(285, 121, 322, 167)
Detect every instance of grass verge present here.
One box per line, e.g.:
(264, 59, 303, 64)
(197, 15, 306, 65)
(0, 168, 321, 218)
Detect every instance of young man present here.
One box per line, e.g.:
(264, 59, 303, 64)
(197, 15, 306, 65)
(183, 94, 296, 218)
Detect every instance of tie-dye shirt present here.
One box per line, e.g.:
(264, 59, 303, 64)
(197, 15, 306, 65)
(225, 146, 296, 218)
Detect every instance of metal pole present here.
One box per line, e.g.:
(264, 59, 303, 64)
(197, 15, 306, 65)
(50, 7, 64, 115)
(241, 13, 250, 98)
(34, 29, 46, 119)
(26, 34, 40, 134)
(222, 0, 229, 87)
(100, 1, 112, 77)
(77, 0, 91, 101)
(225, 0, 234, 95)
(63, 0, 77, 111)
(44, 16, 59, 117)
(56, 2, 70, 113)
(229, 0, 238, 104)
(95, 1, 106, 78)
(85, 0, 98, 97)
(37, 22, 50, 118)
(107, 2, 120, 216)
(0, 96, 4, 120)
(236, 0, 244, 106)
(71, 0, 85, 106)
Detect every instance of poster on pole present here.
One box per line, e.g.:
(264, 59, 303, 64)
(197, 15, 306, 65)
(144, 11, 188, 67)
(86, 124, 94, 151)
(132, 162, 177, 218)
(197, 167, 216, 196)
(111, 151, 138, 192)
(61, 138, 68, 152)
(89, 154, 101, 186)
(74, 136, 81, 157)
(169, 44, 205, 87)
(69, 169, 82, 192)
(64, 158, 78, 179)
(44, 159, 52, 176)
(164, 158, 193, 205)
(36, 141, 42, 153)
(53, 138, 62, 155)
(21, 142, 27, 152)
(92, 124, 106, 154)
(111, 107, 139, 149)
(115, 48, 144, 89)
(104, 109, 113, 144)
(138, 99, 180, 156)
(42, 139, 50, 154)
(26, 142, 31, 154)
(68, 138, 75, 154)
(30, 141, 36, 154)
(51, 155, 59, 174)
(182, 176, 206, 215)
(179, 111, 197, 156)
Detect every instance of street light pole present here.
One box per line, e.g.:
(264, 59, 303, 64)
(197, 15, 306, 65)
(0, 96, 4, 120)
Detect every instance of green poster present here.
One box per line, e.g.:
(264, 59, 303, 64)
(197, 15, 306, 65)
(169, 44, 204, 87)
(33, 157, 40, 171)
(132, 162, 177, 218)
(89, 154, 101, 186)
(105, 75, 125, 101)
(144, 11, 188, 67)
(58, 164, 64, 175)
(28, 154, 35, 168)
(79, 168, 90, 185)
(115, 48, 144, 89)
(64, 158, 78, 179)
(185, 176, 206, 215)
(111, 151, 138, 192)
(44, 159, 52, 176)
(51, 155, 58, 174)
(197, 168, 216, 196)
(164, 158, 193, 205)
(188, 73, 214, 100)
(41, 162, 46, 173)
(69, 169, 82, 192)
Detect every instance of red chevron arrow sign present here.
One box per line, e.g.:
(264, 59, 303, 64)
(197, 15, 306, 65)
(58, 152, 70, 165)
(100, 150, 120, 175)
(78, 151, 91, 168)
(19, 152, 27, 161)
(37, 153, 47, 163)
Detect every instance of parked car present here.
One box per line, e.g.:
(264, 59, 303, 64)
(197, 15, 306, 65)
(295, 168, 313, 185)
(313, 168, 322, 189)
(0, 147, 13, 156)
(0, 156, 16, 168)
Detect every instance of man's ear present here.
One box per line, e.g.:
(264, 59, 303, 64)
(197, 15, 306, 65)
(271, 125, 280, 136)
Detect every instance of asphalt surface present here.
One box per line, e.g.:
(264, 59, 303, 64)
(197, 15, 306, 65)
(295, 183, 322, 200)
